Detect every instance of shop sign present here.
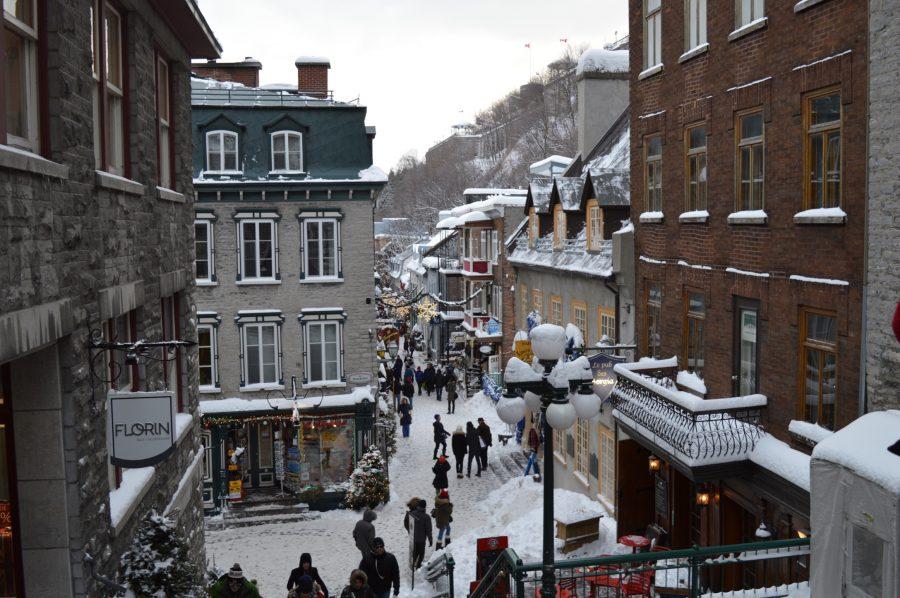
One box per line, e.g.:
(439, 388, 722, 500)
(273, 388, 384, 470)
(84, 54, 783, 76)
(588, 353, 625, 401)
(107, 391, 176, 467)
(450, 331, 467, 344)
(654, 475, 668, 520)
(274, 440, 285, 481)
(347, 371, 373, 385)
(514, 339, 533, 363)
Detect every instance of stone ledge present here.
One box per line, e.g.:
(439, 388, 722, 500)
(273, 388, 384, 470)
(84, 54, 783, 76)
(95, 170, 145, 196)
(638, 63, 664, 81)
(156, 186, 186, 203)
(794, 0, 828, 12)
(678, 43, 709, 64)
(728, 17, 768, 42)
(0, 144, 69, 179)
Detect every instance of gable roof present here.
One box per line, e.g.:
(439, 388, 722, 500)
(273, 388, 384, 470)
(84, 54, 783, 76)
(523, 177, 554, 215)
(581, 108, 631, 208)
(550, 176, 585, 212)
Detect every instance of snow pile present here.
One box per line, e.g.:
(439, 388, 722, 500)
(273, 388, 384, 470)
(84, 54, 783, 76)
(676, 370, 707, 395)
(812, 410, 900, 493)
(788, 420, 833, 445)
(358, 165, 388, 182)
(200, 386, 374, 415)
(576, 48, 629, 75)
(565, 323, 585, 350)
(110, 467, 155, 529)
(504, 357, 542, 383)
(530, 324, 568, 360)
(750, 435, 811, 491)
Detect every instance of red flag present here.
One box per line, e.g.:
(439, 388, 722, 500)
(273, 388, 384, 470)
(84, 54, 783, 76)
(524, 42, 531, 48)
(560, 37, 568, 43)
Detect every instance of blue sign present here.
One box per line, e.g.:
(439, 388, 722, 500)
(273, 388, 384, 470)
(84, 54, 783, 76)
(588, 352, 626, 402)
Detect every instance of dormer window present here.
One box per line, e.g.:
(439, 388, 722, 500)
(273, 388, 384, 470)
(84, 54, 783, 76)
(271, 130, 303, 173)
(587, 199, 603, 250)
(553, 204, 566, 249)
(206, 130, 239, 173)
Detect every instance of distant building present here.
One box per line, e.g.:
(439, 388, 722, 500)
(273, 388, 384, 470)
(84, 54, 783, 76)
(190, 58, 386, 509)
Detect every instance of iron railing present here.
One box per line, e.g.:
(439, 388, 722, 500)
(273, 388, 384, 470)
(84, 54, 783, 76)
(424, 553, 456, 598)
(192, 86, 353, 106)
(612, 376, 766, 464)
(469, 538, 810, 598)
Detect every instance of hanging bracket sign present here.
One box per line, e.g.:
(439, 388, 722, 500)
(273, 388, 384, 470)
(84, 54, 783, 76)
(107, 390, 177, 467)
(588, 352, 626, 402)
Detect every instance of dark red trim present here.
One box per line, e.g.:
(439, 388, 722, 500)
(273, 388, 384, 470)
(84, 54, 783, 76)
(0, 21, 6, 143)
(129, 310, 139, 391)
(0, 364, 28, 598)
(95, 1, 108, 170)
(119, 4, 131, 178)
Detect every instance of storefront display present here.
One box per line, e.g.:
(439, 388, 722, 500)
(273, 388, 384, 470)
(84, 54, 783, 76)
(297, 418, 355, 490)
(0, 369, 22, 597)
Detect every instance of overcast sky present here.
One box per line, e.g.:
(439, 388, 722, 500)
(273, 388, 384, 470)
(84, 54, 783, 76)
(197, 0, 628, 172)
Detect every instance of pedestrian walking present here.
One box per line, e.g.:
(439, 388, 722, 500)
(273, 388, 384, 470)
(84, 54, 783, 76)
(524, 425, 542, 479)
(287, 553, 329, 597)
(432, 414, 449, 459)
(450, 425, 467, 479)
(445, 375, 457, 414)
(358, 538, 400, 598)
(392, 356, 403, 383)
(414, 366, 425, 396)
(431, 489, 454, 550)
(465, 422, 482, 477)
(423, 363, 436, 395)
(434, 367, 446, 401)
(398, 398, 411, 437)
(477, 417, 493, 469)
(402, 377, 414, 410)
(353, 509, 377, 562)
(340, 570, 374, 598)
(403, 498, 433, 570)
(210, 563, 261, 598)
(288, 574, 324, 598)
(432, 454, 451, 494)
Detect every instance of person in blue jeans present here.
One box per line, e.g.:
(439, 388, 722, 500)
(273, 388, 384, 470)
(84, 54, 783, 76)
(399, 398, 411, 437)
(523, 426, 541, 478)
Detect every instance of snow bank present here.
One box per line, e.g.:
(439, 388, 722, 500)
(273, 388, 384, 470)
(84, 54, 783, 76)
(812, 410, 900, 493)
(110, 467, 155, 529)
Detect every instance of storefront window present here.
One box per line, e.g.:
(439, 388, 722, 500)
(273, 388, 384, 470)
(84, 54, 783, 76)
(297, 418, 355, 490)
(0, 366, 22, 597)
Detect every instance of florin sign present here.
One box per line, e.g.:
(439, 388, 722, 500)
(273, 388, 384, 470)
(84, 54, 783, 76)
(588, 353, 625, 401)
(107, 390, 176, 467)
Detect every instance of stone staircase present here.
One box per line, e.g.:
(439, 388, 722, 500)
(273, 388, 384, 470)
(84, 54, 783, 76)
(205, 497, 319, 530)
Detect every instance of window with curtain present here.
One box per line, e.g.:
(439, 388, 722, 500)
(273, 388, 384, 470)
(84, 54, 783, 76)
(683, 292, 706, 378)
(206, 130, 239, 172)
(736, 307, 758, 395)
(271, 130, 303, 172)
(3, 0, 40, 151)
(800, 309, 837, 429)
(646, 283, 662, 358)
(805, 90, 841, 209)
(644, 0, 662, 69)
(736, 112, 764, 211)
(645, 135, 662, 212)
(306, 321, 342, 383)
(686, 125, 707, 211)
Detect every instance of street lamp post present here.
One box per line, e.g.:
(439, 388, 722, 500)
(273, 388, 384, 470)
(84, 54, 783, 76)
(495, 324, 595, 598)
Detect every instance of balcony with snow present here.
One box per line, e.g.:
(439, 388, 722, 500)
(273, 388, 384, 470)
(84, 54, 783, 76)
(611, 357, 768, 474)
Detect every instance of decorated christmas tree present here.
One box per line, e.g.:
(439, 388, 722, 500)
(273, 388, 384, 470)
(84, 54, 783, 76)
(345, 445, 390, 510)
(119, 510, 205, 597)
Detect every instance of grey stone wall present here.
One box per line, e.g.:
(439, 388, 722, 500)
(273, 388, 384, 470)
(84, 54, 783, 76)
(866, 0, 900, 413)
(0, 1, 208, 595)
(195, 198, 377, 396)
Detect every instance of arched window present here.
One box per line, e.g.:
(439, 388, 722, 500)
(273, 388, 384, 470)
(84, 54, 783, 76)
(205, 130, 239, 173)
(271, 131, 303, 172)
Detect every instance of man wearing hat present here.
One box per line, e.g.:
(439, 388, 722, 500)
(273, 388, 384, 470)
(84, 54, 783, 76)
(210, 563, 261, 598)
(358, 537, 400, 598)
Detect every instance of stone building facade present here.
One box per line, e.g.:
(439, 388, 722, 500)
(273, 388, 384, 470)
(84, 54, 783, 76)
(0, 1, 219, 595)
(865, 0, 900, 412)
(190, 60, 386, 508)
(619, 0, 868, 552)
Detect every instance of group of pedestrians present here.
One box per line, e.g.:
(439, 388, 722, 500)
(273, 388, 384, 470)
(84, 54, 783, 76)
(446, 418, 492, 478)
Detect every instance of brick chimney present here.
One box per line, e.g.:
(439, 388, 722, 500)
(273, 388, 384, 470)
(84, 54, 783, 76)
(295, 56, 331, 99)
(192, 57, 262, 87)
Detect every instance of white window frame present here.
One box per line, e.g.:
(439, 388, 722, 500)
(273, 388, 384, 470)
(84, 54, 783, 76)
(574, 419, 589, 481)
(644, 0, 662, 70)
(302, 217, 341, 281)
(197, 324, 218, 391)
(490, 284, 503, 323)
(588, 203, 603, 250)
(238, 219, 278, 283)
(598, 424, 616, 503)
(736, 0, 765, 28)
(685, 0, 707, 52)
(491, 230, 499, 264)
(304, 320, 343, 385)
(103, 3, 124, 175)
(3, 0, 40, 151)
(270, 130, 303, 173)
(194, 219, 215, 283)
(205, 130, 240, 174)
(241, 322, 282, 389)
(156, 55, 172, 189)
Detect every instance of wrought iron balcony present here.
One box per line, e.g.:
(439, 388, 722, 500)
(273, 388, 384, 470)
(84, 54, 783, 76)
(611, 360, 767, 466)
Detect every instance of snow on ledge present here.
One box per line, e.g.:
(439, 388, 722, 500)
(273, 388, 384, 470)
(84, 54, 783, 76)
(788, 420, 834, 445)
(639, 211, 664, 223)
(677, 259, 712, 271)
(789, 274, 849, 286)
(750, 435, 811, 491)
(639, 255, 666, 265)
(677, 370, 707, 395)
(793, 206, 847, 224)
(728, 17, 768, 42)
(728, 210, 767, 224)
(200, 386, 374, 415)
(576, 48, 629, 75)
(792, 49, 852, 71)
(726, 267, 770, 278)
(726, 76, 772, 93)
(678, 43, 709, 63)
(638, 64, 664, 80)
(110, 467, 155, 532)
(812, 410, 900, 493)
(679, 209, 709, 223)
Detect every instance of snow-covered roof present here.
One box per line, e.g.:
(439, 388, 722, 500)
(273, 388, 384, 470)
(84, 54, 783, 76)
(463, 188, 526, 196)
(812, 410, 900, 493)
(750, 435, 811, 491)
(576, 48, 629, 76)
(458, 211, 492, 224)
(191, 76, 356, 108)
(530, 155, 573, 178)
(553, 176, 584, 211)
(422, 256, 439, 269)
(527, 177, 554, 214)
(436, 216, 460, 230)
(509, 230, 614, 279)
(199, 386, 374, 415)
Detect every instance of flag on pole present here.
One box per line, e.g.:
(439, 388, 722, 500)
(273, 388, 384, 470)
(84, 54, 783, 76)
(559, 37, 568, 43)
(524, 42, 531, 48)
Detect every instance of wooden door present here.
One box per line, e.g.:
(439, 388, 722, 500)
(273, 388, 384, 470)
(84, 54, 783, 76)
(615, 439, 654, 536)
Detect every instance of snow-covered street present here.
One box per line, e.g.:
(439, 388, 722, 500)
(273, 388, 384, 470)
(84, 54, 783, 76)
(205, 358, 625, 597)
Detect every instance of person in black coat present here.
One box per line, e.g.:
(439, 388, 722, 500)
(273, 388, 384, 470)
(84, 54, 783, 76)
(287, 553, 329, 597)
(358, 537, 400, 598)
(398, 398, 411, 438)
(423, 364, 436, 395)
(432, 414, 449, 459)
(433, 368, 446, 401)
(450, 425, 467, 478)
(477, 417, 493, 469)
(465, 422, 482, 477)
(432, 454, 451, 494)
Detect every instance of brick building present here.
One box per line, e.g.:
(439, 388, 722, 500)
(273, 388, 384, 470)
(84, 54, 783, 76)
(616, 0, 868, 557)
(190, 59, 386, 509)
(0, 0, 219, 595)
